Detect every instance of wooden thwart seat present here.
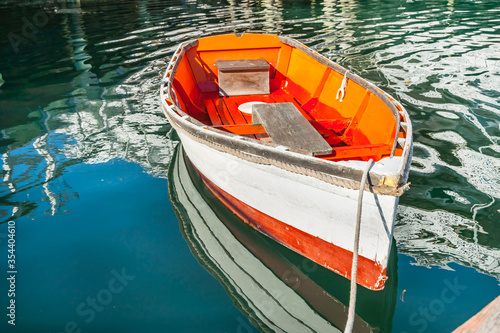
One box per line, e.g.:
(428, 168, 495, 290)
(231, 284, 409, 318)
(252, 102, 333, 156)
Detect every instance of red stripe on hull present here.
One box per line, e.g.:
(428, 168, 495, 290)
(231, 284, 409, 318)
(191, 160, 387, 291)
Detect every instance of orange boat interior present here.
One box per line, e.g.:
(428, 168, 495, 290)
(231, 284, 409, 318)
(169, 34, 406, 162)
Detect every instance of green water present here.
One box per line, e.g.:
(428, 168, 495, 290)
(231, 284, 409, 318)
(0, 0, 499, 332)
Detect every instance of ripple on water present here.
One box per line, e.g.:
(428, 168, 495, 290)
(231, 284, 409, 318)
(0, 4, 499, 331)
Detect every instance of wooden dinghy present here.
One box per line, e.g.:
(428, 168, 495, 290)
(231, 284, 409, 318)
(160, 33, 412, 291)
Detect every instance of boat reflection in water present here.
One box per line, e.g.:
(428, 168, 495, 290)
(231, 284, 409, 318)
(168, 146, 398, 332)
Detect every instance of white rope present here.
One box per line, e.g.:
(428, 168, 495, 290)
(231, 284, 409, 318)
(344, 158, 373, 333)
(336, 70, 349, 102)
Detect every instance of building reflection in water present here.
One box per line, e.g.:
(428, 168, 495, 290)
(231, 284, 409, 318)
(0, 1, 174, 222)
(261, 0, 284, 32)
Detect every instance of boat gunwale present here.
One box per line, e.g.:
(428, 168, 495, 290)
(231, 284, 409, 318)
(160, 33, 413, 196)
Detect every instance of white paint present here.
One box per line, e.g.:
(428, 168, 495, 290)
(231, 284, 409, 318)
(238, 101, 267, 114)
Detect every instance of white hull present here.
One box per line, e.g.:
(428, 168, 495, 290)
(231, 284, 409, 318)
(179, 131, 398, 278)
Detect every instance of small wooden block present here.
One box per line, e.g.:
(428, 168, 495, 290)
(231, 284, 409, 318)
(216, 59, 270, 96)
(252, 103, 333, 156)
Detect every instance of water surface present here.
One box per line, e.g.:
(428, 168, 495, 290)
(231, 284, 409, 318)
(1, 0, 499, 332)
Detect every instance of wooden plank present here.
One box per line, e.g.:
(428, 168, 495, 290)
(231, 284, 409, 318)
(213, 98, 235, 125)
(252, 102, 333, 156)
(226, 96, 265, 139)
(267, 95, 308, 143)
(221, 97, 248, 125)
(223, 97, 244, 121)
(321, 143, 392, 160)
(227, 96, 253, 123)
(203, 99, 224, 126)
(453, 296, 500, 333)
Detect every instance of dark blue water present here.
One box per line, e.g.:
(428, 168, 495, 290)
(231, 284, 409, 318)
(1, 0, 499, 332)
